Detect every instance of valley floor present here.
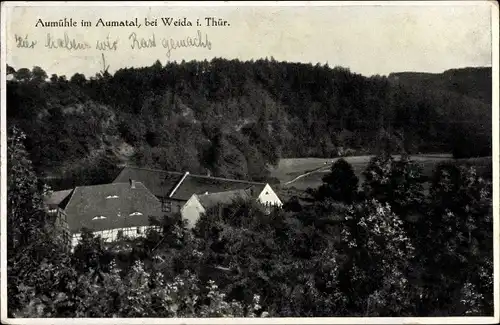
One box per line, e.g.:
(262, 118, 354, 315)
(270, 154, 492, 195)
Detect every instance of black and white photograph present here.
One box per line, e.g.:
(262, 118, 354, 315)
(1, 1, 498, 323)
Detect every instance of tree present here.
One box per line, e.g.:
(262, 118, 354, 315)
(7, 126, 70, 317)
(50, 74, 58, 83)
(14, 68, 32, 81)
(338, 199, 416, 316)
(7, 64, 16, 75)
(387, 153, 425, 216)
(282, 196, 303, 212)
(415, 163, 493, 315)
(70, 73, 87, 86)
(72, 228, 114, 279)
(7, 126, 48, 251)
(314, 158, 359, 203)
(32, 66, 48, 82)
(11, 258, 268, 317)
(362, 153, 425, 218)
(362, 153, 394, 202)
(8, 61, 491, 187)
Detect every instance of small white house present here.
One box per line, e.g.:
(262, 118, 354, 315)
(255, 183, 283, 207)
(181, 183, 283, 228)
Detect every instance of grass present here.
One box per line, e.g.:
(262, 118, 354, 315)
(271, 154, 492, 195)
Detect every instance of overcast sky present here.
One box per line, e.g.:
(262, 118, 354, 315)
(4, 2, 494, 78)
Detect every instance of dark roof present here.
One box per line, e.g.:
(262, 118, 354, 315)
(170, 174, 267, 201)
(63, 182, 164, 233)
(113, 166, 184, 198)
(113, 167, 269, 202)
(44, 189, 73, 206)
(196, 189, 251, 209)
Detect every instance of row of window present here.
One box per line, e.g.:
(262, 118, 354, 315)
(71, 226, 163, 245)
(116, 226, 162, 239)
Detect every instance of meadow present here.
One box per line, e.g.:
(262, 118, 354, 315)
(270, 154, 492, 194)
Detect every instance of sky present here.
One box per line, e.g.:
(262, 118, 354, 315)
(3, 2, 494, 78)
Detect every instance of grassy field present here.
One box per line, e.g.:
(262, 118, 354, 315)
(270, 155, 492, 199)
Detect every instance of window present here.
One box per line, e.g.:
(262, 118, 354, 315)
(124, 228, 133, 237)
(162, 199, 172, 212)
(117, 230, 124, 239)
(137, 227, 142, 234)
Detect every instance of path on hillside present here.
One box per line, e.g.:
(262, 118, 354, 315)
(281, 154, 456, 187)
(283, 164, 331, 186)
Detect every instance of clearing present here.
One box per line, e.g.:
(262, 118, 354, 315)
(270, 154, 492, 195)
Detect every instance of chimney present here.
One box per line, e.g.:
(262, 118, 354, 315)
(129, 178, 136, 189)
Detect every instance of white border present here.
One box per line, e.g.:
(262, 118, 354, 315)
(1, 1, 499, 324)
(0, 0, 496, 6)
(491, 0, 499, 322)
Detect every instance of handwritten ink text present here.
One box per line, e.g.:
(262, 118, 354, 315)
(162, 30, 211, 58)
(45, 32, 91, 51)
(15, 34, 37, 49)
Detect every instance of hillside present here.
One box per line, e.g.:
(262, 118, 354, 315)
(388, 67, 492, 105)
(6, 60, 492, 190)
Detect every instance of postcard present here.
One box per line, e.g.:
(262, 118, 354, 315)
(1, 1, 499, 324)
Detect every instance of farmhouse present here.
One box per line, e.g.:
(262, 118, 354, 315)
(42, 167, 283, 247)
(181, 185, 281, 228)
(44, 180, 163, 247)
(113, 167, 283, 225)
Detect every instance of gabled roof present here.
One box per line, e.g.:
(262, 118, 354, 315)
(63, 182, 164, 233)
(44, 189, 73, 207)
(196, 189, 251, 210)
(113, 166, 269, 202)
(113, 166, 184, 198)
(169, 174, 267, 201)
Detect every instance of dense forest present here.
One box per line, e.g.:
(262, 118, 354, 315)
(7, 127, 493, 317)
(6, 58, 494, 317)
(6, 59, 492, 189)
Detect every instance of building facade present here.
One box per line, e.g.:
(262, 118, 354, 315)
(113, 167, 284, 218)
(42, 167, 284, 247)
(180, 184, 283, 228)
(44, 181, 164, 248)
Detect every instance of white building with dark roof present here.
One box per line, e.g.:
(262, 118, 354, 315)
(112, 167, 283, 223)
(180, 184, 283, 228)
(44, 167, 284, 246)
(44, 180, 163, 247)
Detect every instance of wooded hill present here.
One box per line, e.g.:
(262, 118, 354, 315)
(388, 67, 492, 105)
(6, 59, 492, 189)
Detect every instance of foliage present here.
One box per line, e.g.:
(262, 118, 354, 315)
(314, 158, 359, 203)
(7, 126, 54, 252)
(414, 163, 493, 315)
(338, 199, 416, 316)
(12, 260, 267, 318)
(6, 62, 494, 318)
(7, 62, 491, 188)
(187, 154, 492, 317)
(362, 153, 425, 217)
(7, 128, 267, 318)
(72, 228, 114, 277)
(7, 127, 71, 315)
